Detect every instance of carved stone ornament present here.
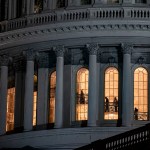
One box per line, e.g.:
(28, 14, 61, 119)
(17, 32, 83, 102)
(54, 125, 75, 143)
(38, 53, 49, 68)
(86, 43, 99, 55)
(53, 46, 65, 57)
(0, 55, 10, 66)
(23, 49, 36, 61)
(121, 43, 133, 54)
(138, 56, 144, 65)
(108, 56, 115, 64)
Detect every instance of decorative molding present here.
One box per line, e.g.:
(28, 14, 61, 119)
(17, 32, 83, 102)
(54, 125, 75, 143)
(0, 55, 11, 66)
(121, 43, 133, 54)
(53, 46, 65, 57)
(1, 23, 150, 45)
(108, 56, 115, 64)
(138, 56, 144, 65)
(86, 43, 99, 55)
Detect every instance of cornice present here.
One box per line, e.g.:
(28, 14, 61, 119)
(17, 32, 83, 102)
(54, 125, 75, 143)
(1, 22, 150, 46)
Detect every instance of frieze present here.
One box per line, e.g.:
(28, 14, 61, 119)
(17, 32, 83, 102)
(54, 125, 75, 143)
(1, 23, 150, 45)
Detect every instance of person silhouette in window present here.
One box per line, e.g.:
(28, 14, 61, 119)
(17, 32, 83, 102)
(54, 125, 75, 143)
(134, 107, 138, 120)
(80, 90, 85, 104)
(105, 97, 109, 112)
(113, 97, 118, 112)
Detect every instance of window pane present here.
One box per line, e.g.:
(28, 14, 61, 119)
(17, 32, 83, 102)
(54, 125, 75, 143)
(49, 71, 56, 123)
(134, 67, 148, 121)
(104, 67, 119, 120)
(33, 75, 37, 126)
(76, 68, 89, 120)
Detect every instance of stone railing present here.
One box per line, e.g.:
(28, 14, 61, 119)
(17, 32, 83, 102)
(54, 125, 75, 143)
(0, 6, 150, 33)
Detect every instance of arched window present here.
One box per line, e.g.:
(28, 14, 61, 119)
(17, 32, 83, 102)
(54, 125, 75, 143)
(6, 87, 15, 131)
(33, 75, 37, 126)
(104, 67, 119, 120)
(34, 0, 43, 13)
(76, 68, 89, 121)
(134, 67, 148, 120)
(49, 71, 56, 123)
(81, 0, 91, 5)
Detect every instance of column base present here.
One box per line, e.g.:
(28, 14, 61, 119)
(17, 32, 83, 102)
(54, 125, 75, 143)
(54, 124, 63, 129)
(87, 122, 97, 127)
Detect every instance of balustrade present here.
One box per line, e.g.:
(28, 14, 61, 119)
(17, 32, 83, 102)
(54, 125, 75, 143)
(0, 7, 150, 33)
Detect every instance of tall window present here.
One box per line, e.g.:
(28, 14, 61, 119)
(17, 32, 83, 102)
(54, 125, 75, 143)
(81, 0, 91, 5)
(76, 68, 89, 120)
(34, 0, 43, 13)
(6, 87, 15, 131)
(49, 71, 56, 123)
(134, 67, 148, 120)
(33, 75, 37, 126)
(57, 0, 65, 8)
(104, 67, 119, 120)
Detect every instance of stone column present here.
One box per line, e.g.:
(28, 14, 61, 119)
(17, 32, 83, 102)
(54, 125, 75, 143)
(0, 55, 9, 135)
(87, 44, 98, 127)
(24, 51, 35, 131)
(4, 0, 8, 20)
(53, 46, 65, 128)
(36, 53, 49, 129)
(12, 0, 17, 19)
(14, 61, 25, 131)
(8, 0, 12, 20)
(27, 0, 35, 15)
(47, 0, 53, 10)
(121, 43, 132, 127)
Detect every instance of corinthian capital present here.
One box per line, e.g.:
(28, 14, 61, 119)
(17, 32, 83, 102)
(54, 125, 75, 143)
(23, 50, 36, 61)
(121, 43, 133, 54)
(53, 46, 65, 57)
(86, 43, 99, 55)
(0, 55, 11, 66)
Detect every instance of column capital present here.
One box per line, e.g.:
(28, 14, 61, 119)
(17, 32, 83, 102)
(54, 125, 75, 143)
(23, 50, 36, 61)
(86, 43, 99, 55)
(37, 53, 49, 68)
(0, 55, 11, 66)
(53, 46, 65, 57)
(121, 43, 133, 54)
(13, 60, 25, 71)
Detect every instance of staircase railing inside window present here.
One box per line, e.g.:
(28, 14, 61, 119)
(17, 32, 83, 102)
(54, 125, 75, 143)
(75, 123, 150, 150)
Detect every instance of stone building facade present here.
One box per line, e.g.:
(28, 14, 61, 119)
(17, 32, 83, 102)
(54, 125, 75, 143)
(0, 0, 150, 149)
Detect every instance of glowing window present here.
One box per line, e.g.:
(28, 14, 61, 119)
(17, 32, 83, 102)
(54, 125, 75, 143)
(49, 71, 56, 123)
(76, 68, 89, 121)
(6, 87, 15, 131)
(34, 0, 43, 13)
(33, 75, 37, 126)
(134, 67, 148, 121)
(104, 67, 119, 120)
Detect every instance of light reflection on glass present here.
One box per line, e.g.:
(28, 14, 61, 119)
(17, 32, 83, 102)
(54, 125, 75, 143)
(76, 68, 89, 120)
(49, 71, 56, 123)
(134, 67, 148, 120)
(104, 67, 118, 120)
(6, 88, 15, 131)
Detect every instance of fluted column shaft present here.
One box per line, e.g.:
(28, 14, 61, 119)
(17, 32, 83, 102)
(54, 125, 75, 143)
(24, 51, 35, 131)
(27, 0, 35, 15)
(54, 46, 65, 128)
(122, 43, 132, 127)
(0, 56, 9, 135)
(36, 53, 49, 127)
(87, 44, 98, 127)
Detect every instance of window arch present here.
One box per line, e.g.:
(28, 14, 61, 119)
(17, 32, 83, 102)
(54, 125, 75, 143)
(104, 67, 119, 120)
(49, 71, 56, 123)
(134, 67, 148, 120)
(76, 68, 89, 121)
